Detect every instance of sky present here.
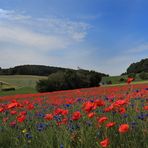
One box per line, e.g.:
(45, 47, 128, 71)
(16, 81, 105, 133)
(0, 0, 148, 76)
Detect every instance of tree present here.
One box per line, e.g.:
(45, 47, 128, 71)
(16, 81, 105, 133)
(36, 69, 103, 92)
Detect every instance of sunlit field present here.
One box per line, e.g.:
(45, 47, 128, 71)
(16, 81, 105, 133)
(0, 83, 148, 148)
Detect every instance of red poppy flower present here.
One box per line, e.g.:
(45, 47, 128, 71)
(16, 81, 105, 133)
(119, 124, 129, 133)
(0, 107, 4, 113)
(143, 106, 148, 110)
(44, 113, 53, 120)
(72, 111, 81, 120)
(61, 109, 69, 116)
(19, 111, 27, 116)
(100, 138, 109, 147)
(54, 108, 64, 115)
(119, 107, 126, 114)
(98, 116, 108, 124)
(3, 117, 9, 123)
(17, 115, 26, 123)
(106, 122, 116, 128)
(7, 102, 18, 109)
(10, 110, 17, 115)
(127, 77, 134, 84)
(87, 112, 96, 118)
(94, 99, 105, 107)
(27, 104, 34, 110)
(82, 101, 95, 112)
(10, 121, 16, 127)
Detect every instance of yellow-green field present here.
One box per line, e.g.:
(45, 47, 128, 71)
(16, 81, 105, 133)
(0, 75, 47, 96)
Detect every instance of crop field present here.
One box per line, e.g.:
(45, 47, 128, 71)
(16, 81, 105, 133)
(0, 82, 148, 148)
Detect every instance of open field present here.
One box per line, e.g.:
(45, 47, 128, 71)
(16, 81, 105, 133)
(0, 75, 47, 96)
(101, 74, 147, 84)
(0, 83, 148, 148)
(0, 75, 47, 88)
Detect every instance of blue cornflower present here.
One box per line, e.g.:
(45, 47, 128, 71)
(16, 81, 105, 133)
(36, 123, 46, 131)
(26, 133, 32, 139)
(60, 144, 64, 148)
(123, 114, 128, 118)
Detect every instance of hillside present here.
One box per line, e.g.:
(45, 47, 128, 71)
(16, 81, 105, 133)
(126, 58, 148, 74)
(0, 65, 108, 77)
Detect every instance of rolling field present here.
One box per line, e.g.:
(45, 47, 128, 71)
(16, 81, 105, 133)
(101, 75, 148, 85)
(0, 75, 47, 96)
(0, 83, 148, 148)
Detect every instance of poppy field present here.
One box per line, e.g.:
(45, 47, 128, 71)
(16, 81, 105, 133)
(0, 83, 148, 148)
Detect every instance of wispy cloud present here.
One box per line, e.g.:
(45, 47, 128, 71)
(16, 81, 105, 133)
(127, 42, 148, 53)
(0, 8, 91, 68)
(0, 8, 31, 21)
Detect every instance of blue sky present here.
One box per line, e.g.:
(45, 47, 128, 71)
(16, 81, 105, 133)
(0, 0, 147, 75)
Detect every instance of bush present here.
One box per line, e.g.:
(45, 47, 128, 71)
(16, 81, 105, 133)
(36, 70, 102, 92)
(107, 80, 112, 85)
(1, 88, 15, 91)
(139, 72, 148, 80)
(119, 78, 125, 82)
(128, 73, 136, 78)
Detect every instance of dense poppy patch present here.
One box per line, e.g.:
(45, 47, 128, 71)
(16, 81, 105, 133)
(0, 83, 148, 147)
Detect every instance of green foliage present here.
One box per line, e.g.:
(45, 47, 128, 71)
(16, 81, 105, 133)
(0, 65, 67, 76)
(127, 58, 148, 74)
(119, 78, 125, 82)
(36, 70, 102, 92)
(139, 72, 148, 80)
(128, 73, 136, 78)
(0, 65, 108, 77)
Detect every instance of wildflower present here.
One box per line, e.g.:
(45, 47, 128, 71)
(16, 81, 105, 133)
(94, 99, 105, 107)
(22, 129, 27, 133)
(100, 138, 109, 147)
(143, 106, 148, 110)
(127, 77, 134, 84)
(119, 124, 129, 133)
(87, 112, 96, 118)
(0, 107, 4, 113)
(44, 114, 53, 120)
(60, 144, 64, 148)
(17, 115, 26, 123)
(82, 101, 96, 112)
(61, 109, 69, 116)
(10, 110, 17, 115)
(26, 133, 32, 139)
(72, 111, 81, 121)
(119, 107, 126, 114)
(27, 104, 34, 110)
(7, 102, 18, 109)
(98, 116, 108, 124)
(106, 122, 116, 128)
(9, 121, 16, 127)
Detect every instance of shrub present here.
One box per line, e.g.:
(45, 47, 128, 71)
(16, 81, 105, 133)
(139, 72, 148, 80)
(119, 78, 125, 82)
(128, 73, 136, 78)
(36, 70, 102, 92)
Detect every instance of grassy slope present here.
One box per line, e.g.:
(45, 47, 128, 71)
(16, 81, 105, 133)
(0, 75, 47, 96)
(101, 74, 147, 85)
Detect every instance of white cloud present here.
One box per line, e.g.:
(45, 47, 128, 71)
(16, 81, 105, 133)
(0, 8, 91, 69)
(0, 25, 68, 50)
(0, 8, 31, 21)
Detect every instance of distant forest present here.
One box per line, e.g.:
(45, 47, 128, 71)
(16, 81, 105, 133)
(126, 58, 148, 74)
(0, 65, 108, 77)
